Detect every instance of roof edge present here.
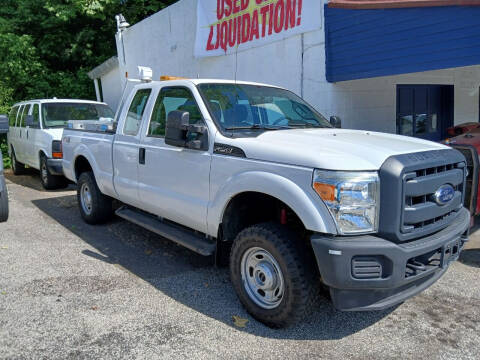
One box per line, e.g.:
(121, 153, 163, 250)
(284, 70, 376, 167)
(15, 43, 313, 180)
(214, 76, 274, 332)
(87, 56, 119, 79)
(328, 0, 480, 9)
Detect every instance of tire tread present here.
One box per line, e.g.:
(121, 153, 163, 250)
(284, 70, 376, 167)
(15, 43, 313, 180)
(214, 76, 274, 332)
(230, 222, 318, 328)
(77, 171, 112, 224)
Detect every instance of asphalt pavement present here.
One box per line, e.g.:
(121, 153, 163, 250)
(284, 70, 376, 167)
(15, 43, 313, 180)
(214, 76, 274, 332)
(0, 168, 479, 359)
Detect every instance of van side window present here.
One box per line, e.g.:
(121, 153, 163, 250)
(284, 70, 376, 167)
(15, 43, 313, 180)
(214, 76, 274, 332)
(19, 104, 31, 128)
(148, 87, 202, 137)
(123, 89, 152, 136)
(16, 105, 24, 127)
(31, 104, 40, 128)
(8, 106, 19, 127)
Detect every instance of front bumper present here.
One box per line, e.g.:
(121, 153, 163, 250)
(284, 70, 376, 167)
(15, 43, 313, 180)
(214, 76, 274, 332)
(311, 207, 470, 311)
(46, 158, 64, 176)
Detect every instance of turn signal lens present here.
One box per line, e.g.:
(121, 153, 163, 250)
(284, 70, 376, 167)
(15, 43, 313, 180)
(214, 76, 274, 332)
(52, 152, 63, 159)
(313, 182, 336, 202)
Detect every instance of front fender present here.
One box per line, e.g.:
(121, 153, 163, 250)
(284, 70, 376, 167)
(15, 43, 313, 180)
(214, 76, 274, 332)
(207, 170, 337, 237)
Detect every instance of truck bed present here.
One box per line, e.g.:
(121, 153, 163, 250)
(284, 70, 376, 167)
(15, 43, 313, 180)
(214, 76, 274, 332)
(62, 128, 117, 198)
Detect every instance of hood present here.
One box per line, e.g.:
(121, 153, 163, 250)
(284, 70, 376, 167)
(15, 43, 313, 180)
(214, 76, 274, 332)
(43, 128, 64, 141)
(225, 129, 448, 170)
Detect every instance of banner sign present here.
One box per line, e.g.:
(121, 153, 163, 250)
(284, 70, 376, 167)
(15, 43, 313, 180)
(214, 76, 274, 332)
(195, 0, 322, 58)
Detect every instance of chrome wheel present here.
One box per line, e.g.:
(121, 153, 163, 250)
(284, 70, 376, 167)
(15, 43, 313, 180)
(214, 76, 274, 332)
(241, 247, 285, 309)
(80, 182, 93, 215)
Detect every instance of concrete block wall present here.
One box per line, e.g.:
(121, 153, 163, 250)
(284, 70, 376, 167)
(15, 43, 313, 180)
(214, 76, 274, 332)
(106, 0, 480, 135)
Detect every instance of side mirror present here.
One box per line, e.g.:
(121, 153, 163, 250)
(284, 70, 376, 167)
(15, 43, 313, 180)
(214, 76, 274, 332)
(25, 114, 34, 127)
(330, 116, 342, 129)
(0, 115, 8, 134)
(165, 110, 190, 147)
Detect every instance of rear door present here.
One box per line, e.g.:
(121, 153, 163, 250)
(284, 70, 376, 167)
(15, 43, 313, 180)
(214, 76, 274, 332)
(17, 104, 31, 163)
(137, 86, 212, 233)
(10, 105, 23, 157)
(7, 106, 19, 152)
(113, 87, 153, 207)
(25, 103, 42, 168)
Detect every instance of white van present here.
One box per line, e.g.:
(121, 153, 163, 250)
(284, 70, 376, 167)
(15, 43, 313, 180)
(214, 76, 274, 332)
(7, 99, 114, 189)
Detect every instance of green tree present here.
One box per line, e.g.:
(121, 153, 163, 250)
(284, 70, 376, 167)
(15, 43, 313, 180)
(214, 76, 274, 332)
(0, 0, 177, 166)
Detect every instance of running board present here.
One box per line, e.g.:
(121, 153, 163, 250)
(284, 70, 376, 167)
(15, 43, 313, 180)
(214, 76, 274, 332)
(115, 206, 216, 256)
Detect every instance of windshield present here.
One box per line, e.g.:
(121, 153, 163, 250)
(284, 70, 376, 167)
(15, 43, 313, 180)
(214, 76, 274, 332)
(197, 83, 332, 130)
(41, 102, 114, 128)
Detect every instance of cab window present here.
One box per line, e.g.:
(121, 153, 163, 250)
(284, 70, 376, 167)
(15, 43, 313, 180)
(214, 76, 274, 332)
(123, 89, 152, 136)
(31, 104, 40, 128)
(8, 106, 19, 127)
(148, 87, 202, 137)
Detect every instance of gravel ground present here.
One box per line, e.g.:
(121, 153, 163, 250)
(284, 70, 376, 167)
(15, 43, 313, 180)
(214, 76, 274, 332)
(0, 169, 479, 359)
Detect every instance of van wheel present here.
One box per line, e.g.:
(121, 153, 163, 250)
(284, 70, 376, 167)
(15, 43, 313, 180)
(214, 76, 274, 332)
(77, 171, 112, 224)
(40, 156, 66, 190)
(11, 150, 25, 175)
(0, 177, 8, 222)
(230, 222, 317, 328)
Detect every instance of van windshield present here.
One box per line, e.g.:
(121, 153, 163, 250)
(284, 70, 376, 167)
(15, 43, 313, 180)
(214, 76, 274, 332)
(197, 83, 331, 131)
(41, 103, 114, 128)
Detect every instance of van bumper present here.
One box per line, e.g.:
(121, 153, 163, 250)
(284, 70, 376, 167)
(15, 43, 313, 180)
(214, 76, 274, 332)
(46, 158, 63, 176)
(311, 207, 470, 311)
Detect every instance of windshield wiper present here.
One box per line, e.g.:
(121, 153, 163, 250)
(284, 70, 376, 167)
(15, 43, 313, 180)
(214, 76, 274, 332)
(225, 124, 287, 131)
(287, 122, 321, 128)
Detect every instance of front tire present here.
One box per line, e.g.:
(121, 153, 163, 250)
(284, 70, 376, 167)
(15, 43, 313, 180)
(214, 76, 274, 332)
(230, 222, 317, 328)
(77, 171, 112, 224)
(40, 156, 66, 190)
(11, 149, 25, 175)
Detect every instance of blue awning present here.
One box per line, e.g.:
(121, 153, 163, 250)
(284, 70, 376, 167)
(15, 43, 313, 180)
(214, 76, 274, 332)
(325, 5, 480, 82)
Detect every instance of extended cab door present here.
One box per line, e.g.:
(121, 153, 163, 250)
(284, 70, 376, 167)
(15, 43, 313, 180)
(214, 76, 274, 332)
(137, 86, 212, 233)
(112, 87, 153, 208)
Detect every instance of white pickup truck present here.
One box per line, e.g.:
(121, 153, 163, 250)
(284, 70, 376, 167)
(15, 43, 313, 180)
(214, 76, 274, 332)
(62, 74, 470, 327)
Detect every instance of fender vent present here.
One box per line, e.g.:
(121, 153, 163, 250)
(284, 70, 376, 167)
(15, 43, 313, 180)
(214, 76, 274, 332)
(351, 257, 382, 279)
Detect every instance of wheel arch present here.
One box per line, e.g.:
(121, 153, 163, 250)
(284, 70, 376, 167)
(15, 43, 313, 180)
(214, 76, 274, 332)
(209, 171, 336, 238)
(73, 154, 94, 182)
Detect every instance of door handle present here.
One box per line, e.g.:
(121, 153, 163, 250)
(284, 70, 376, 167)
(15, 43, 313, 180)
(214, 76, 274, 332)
(26, 130, 29, 139)
(139, 147, 146, 165)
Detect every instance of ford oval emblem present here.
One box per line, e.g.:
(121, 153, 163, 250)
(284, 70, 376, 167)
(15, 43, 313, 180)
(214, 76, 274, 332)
(433, 184, 455, 206)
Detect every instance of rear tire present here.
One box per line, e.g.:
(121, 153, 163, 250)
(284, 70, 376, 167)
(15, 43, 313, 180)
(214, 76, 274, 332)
(77, 171, 112, 224)
(40, 155, 66, 190)
(11, 149, 25, 175)
(0, 176, 8, 222)
(230, 222, 318, 328)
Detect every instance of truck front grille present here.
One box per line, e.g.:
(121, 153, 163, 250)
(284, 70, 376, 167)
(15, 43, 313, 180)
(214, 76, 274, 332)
(402, 162, 464, 235)
(379, 149, 466, 242)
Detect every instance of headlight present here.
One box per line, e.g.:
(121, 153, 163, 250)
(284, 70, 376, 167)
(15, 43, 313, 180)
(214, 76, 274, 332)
(312, 170, 379, 235)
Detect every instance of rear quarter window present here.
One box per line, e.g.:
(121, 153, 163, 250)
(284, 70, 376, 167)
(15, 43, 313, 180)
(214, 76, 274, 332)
(124, 89, 152, 136)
